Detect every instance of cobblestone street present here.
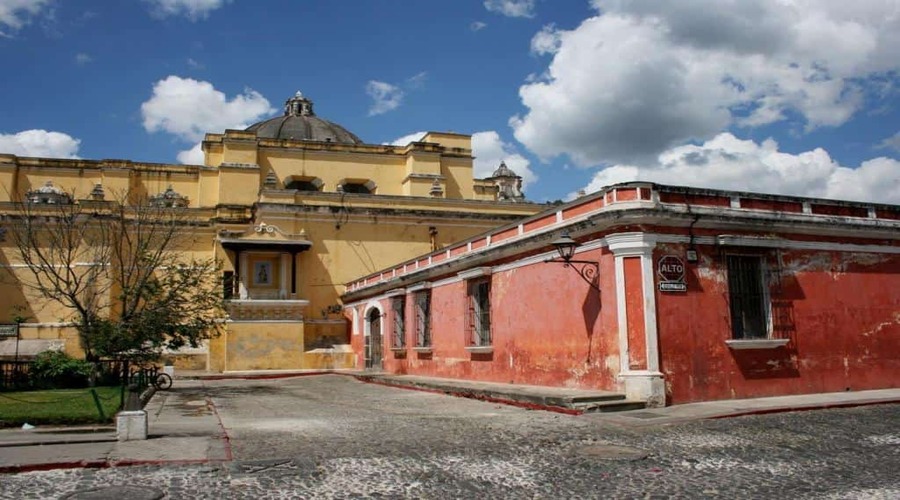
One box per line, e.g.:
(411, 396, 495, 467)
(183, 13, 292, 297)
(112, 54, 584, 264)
(2, 375, 898, 499)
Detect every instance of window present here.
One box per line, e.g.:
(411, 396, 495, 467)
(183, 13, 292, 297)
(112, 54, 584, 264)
(391, 296, 405, 348)
(340, 183, 372, 194)
(467, 278, 491, 346)
(414, 290, 431, 347)
(726, 255, 769, 339)
(222, 271, 235, 299)
(286, 180, 320, 192)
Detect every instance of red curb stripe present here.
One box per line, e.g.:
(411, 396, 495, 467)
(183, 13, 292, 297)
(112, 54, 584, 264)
(0, 458, 232, 475)
(0, 460, 107, 474)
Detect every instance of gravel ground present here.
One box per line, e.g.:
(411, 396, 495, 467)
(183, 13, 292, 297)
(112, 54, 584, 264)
(1, 375, 898, 499)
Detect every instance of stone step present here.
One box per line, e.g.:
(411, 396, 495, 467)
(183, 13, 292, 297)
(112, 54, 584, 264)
(564, 393, 627, 405)
(355, 374, 640, 413)
(576, 399, 647, 413)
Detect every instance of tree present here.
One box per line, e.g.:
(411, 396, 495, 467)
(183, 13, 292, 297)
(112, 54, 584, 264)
(3, 188, 225, 362)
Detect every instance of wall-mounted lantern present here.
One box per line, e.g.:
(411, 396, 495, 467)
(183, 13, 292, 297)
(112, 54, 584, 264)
(546, 232, 601, 292)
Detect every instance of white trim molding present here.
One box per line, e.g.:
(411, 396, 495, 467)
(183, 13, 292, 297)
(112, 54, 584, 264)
(618, 370, 666, 408)
(457, 267, 492, 280)
(605, 232, 657, 257)
(725, 339, 790, 350)
(363, 300, 385, 338)
(607, 232, 664, 406)
(406, 282, 431, 292)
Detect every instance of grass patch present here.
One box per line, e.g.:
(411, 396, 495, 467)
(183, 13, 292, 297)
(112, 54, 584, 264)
(0, 386, 123, 428)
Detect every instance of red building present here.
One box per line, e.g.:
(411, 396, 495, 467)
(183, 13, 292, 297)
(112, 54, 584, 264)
(342, 183, 900, 406)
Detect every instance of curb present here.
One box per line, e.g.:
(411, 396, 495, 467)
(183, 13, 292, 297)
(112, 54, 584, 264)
(0, 458, 229, 475)
(0, 437, 117, 448)
(352, 375, 583, 416)
(709, 398, 900, 420)
(179, 371, 334, 381)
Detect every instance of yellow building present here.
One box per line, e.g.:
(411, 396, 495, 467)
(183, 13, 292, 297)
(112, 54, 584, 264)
(0, 92, 541, 372)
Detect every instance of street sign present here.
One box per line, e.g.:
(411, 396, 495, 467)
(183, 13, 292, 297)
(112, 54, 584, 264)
(657, 255, 687, 292)
(0, 324, 18, 337)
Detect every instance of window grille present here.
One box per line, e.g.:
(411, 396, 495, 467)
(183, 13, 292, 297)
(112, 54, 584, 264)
(726, 255, 768, 339)
(392, 296, 405, 348)
(467, 278, 491, 346)
(415, 291, 431, 347)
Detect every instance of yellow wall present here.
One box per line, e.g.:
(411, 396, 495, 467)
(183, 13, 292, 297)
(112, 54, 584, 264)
(225, 321, 305, 371)
(0, 124, 540, 371)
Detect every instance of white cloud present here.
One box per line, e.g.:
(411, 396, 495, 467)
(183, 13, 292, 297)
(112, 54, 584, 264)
(0, 129, 80, 158)
(472, 131, 536, 188)
(176, 142, 204, 164)
(406, 71, 427, 89)
(579, 133, 900, 204)
(878, 131, 900, 153)
(470, 21, 487, 32)
(366, 81, 403, 116)
(484, 0, 535, 18)
(530, 24, 561, 55)
(388, 131, 426, 146)
(513, 1, 900, 167)
(0, 0, 52, 37)
(75, 52, 92, 65)
(141, 75, 274, 143)
(145, 0, 227, 21)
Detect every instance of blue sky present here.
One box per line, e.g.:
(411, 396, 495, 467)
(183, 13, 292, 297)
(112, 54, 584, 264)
(1, 0, 899, 204)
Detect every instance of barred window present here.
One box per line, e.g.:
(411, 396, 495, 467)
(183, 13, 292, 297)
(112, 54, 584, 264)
(392, 296, 406, 348)
(466, 278, 491, 347)
(726, 255, 769, 339)
(414, 290, 431, 347)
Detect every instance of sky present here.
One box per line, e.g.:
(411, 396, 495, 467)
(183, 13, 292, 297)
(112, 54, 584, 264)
(1, 0, 899, 204)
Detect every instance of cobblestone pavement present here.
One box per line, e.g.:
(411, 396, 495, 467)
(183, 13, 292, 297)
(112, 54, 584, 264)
(2, 375, 898, 499)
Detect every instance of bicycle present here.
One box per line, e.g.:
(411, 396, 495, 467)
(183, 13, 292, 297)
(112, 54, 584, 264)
(129, 364, 173, 391)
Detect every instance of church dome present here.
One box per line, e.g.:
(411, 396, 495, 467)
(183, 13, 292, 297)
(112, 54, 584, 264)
(245, 91, 363, 144)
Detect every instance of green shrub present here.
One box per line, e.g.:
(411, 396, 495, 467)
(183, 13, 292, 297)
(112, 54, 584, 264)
(30, 351, 93, 389)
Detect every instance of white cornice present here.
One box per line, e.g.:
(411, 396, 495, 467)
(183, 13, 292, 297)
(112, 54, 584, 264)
(655, 233, 900, 254)
(605, 232, 657, 256)
(457, 267, 492, 280)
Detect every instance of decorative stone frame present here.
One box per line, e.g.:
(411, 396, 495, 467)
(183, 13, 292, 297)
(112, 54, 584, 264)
(337, 178, 377, 194)
(285, 176, 324, 192)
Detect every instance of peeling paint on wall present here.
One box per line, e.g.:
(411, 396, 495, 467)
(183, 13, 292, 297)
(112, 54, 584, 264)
(862, 312, 900, 337)
(782, 253, 834, 275)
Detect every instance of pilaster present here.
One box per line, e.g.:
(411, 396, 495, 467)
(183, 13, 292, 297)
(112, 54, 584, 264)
(606, 232, 665, 407)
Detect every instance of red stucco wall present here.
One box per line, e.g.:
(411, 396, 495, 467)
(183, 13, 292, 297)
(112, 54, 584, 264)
(376, 247, 622, 391)
(350, 230, 898, 404)
(656, 242, 900, 404)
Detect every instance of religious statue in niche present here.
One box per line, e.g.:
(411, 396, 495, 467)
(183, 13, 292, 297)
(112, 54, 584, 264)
(254, 261, 272, 286)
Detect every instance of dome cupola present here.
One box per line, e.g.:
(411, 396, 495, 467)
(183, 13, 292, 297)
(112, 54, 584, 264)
(245, 91, 363, 144)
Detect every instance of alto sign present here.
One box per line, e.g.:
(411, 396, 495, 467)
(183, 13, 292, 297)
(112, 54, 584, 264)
(657, 255, 687, 292)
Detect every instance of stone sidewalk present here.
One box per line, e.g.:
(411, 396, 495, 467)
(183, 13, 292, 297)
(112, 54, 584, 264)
(0, 379, 230, 473)
(0, 372, 897, 473)
(351, 373, 900, 419)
